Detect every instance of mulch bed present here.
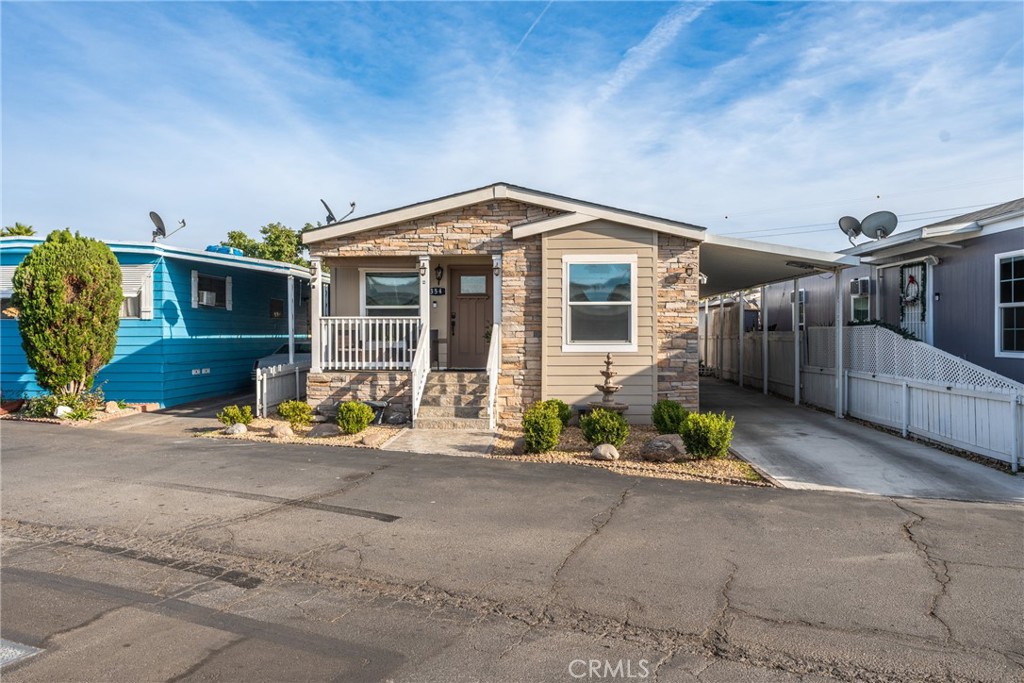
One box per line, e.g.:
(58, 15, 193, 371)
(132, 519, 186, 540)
(491, 425, 770, 487)
(0, 405, 144, 426)
(200, 416, 404, 449)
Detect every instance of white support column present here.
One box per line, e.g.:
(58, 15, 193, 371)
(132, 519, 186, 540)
(310, 257, 323, 374)
(792, 278, 800, 406)
(418, 255, 430, 330)
(718, 297, 725, 379)
(834, 269, 844, 418)
(703, 299, 709, 369)
(738, 291, 745, 389)
(287, 275, 295, 365)
(492, 253, 502, 325)
(761, 285, 768, 395)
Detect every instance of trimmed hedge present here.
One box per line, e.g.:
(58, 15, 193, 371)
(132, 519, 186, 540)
(523, 401, 562, 453)
(218, 404, 254, 426)
(680, 411, 735, 459)
(580, 408, 630, 448)
(337, 401, 374, 434)
(541, 398, 572, 428)
(277, 400, 313, 429)
(652, 399, 689, 435)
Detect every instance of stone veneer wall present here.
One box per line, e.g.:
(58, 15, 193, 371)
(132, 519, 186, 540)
(310, 200, 561, 428)
(307, 371, 410, 417)
(656, 234, 701, 411)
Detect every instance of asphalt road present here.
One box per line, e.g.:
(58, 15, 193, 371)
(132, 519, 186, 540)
(1, 420, 1022, 682)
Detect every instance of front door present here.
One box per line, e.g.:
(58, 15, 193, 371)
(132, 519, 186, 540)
(449, 266, 492, 369)
(899, 262, 929, 343)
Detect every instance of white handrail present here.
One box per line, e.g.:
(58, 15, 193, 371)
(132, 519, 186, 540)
(486, 322, 501, 431)
(410, 322, 432, 425)
(320, 316, 421, 370)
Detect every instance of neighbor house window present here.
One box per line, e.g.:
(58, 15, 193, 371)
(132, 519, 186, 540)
(996, 250, 1024, 356)
(362, 271, 419, 316)
(851, 296, 870, 323)
(270, 298, 285, 318)
(563, 255, 638, 352)
(0, 266, 15, 319)
(119, 265, 155, 320)
(191, 271, 232, 310)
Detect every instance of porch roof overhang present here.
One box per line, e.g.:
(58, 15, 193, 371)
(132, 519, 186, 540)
(698, 234, 860, 299)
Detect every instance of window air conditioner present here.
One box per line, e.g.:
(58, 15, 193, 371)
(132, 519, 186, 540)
(199, 290, 218, 307)
(850, 277, 872, 296)
(790, 290, 807, 304)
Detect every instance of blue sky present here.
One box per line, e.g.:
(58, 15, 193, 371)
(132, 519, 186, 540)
(3, 1, 1021, 252)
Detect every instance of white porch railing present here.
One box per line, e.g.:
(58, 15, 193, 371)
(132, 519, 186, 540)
(409, 322, 432, 425)
(486, 322, 502, 431)
(320, 316, 422, 371)
(256, 362, 311, 418)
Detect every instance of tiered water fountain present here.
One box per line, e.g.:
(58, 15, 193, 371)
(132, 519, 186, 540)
(588, 353, 629, 415)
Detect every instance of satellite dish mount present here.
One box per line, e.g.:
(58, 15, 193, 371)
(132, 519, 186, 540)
(838, 210, 897, 246)
(320, 198, 356, 225)
(150, 211, 187, 242)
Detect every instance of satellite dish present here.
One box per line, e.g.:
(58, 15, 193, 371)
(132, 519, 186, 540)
(861, 210, 898, 240)
(150, 211, 166, 239)
(320, 199, 336, 224)
(838, 216, 862, 246)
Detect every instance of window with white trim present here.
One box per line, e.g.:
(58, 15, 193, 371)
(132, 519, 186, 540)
(362, 271, 419, 316)
(996, 250, 1024, 356)
(563, 255, 637, 352)
(119, 265, 155, 319)
(191, 270, 232, 310)
(851, 295, 870, 323)
(0, 265, 16, 319)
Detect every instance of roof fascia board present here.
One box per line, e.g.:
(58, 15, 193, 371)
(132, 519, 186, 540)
(921, 221, 981, 238)
(703, 233, 860, 267)
(510, 212, 595, 238)
(111, 244, 312, 279)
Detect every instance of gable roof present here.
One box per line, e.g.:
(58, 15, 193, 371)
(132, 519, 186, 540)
(302, 182, 709, 244)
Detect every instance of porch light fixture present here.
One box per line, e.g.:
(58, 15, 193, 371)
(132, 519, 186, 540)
(418, 262, 428, 278)
(434, 265, 444, 285)
(493, 264, 501, 277)
(685, 264, 695, 277)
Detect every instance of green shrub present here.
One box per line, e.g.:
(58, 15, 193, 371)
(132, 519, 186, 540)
(25, 394, 60, 418)
(217, 404, 253, 426)
(337, 401, 374, 434)
(541, 398, 572, 428)
(680, 411, 735, 459)
(277, 400, 313, 428)
(67, 405, 94, 421)
(580, 408, 630, 448)
(522, 401, 562, 453)
(652, 399, 689, 435)
(12, 229, 123, 396)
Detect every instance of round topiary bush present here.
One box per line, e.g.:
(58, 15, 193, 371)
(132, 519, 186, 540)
(580, 408, 630, 448)
(277, 400, 312, 428)
(541, 398, 572, 428)
(680, 411, 735, 459)
(217, 404, 253, 426)
(523, 401, 562, 453)
(337, 400, 374, 434)
(652, 399, 689, 435)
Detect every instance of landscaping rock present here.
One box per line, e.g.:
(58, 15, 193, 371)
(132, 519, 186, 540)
(640, 434, 688, 462)
(360, 431, 390, 448)
(512, 437, 527, 455)
(385, 407, 409, 425)
(224, 423, 247, 435)
(104, 400, 120, 413)
(54, 405, 74, 419)
(307, 423, 341, 438)
(592, 444, 620, 461)
(269, 424, 294, 439)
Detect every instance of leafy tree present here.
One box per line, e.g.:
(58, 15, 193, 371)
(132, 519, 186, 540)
(221, 222, 312, 265)
(12, 229, 122, 396)
(2, 222, 35, 236)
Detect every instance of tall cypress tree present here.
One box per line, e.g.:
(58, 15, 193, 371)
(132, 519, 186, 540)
(12, 229, 122, 396)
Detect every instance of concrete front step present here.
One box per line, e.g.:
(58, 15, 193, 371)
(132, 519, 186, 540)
(414, 416, 491, 430)
(421, 383, 488, 397)
(418, 393, 488, 408)
(416, 404, 487, 419)
(425, 371, 488, 386)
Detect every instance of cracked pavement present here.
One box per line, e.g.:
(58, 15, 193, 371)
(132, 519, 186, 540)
(1, 420, 1022, 682)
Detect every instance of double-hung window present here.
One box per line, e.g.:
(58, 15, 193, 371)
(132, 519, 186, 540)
(119, 265, 155, 319)
(996, 250, 1024, 357)
(191, 271, 232, 310)
(563, 255, 637, 352)
(362, 271, 419, 316)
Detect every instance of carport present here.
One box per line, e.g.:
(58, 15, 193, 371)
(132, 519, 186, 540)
(697, 234, 859, 417)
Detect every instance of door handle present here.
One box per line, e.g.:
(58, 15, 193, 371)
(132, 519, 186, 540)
(451, 312, 456, 335)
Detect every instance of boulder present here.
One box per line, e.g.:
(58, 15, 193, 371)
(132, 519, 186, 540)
(512, 437, 527, 455)
(54, 405, 74, 419)
(640, 434, 688, 462)
(592, 444, 620, 461)
(308, 423, 341, 438)
(269, 424, 294, 439)
(104, 400, 120, 413)
(360, 430, 390, 448)
(223, 423, 247, 435)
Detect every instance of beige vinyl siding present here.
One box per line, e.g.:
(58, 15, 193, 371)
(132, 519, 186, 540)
(330, 258, 419, 316)
(541, 221, 658, 422)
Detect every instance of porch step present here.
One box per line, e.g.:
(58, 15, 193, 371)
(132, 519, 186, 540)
(414, 416, 491, 430)
(416, 404, 487, 419)
(425, 371, 488, 386)
(422, 382, 488, 397)
(418, 393, 488, 408)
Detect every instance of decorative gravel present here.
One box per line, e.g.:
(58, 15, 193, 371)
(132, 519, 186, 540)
(491, 425, 770, 487)
(202, 417, 404, 449)
(0, 406, 142, 426)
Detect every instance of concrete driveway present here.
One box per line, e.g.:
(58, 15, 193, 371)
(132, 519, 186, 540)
(701, 379, 1023, 503)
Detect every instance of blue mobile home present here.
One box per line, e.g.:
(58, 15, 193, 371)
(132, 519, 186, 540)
(1, 237, 321, 407)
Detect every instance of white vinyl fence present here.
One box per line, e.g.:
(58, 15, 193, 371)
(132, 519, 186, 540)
(255, 362, 311, 418)
(702, 318, 1023, 468)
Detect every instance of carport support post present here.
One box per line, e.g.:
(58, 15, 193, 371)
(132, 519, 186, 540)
(703, 299, 710, 371)
(310, 257, 322, 373)
(792, 278, 800, 405)
(761, 285, 768, 395)
(287, 275, 295, 365)
(834, 268, 843, 418)
(738, 290, 745, 389)
(718, 297, 725, 379)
